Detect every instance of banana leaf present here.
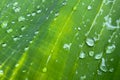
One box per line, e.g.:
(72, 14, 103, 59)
(0, 0, 120, 80)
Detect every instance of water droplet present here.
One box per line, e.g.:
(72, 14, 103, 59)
(42, 0, 45, 3)
(94, 52, 103, 59)
(37, 5, 40, 9)
(13, 37, 19, 41)
(42, 67, 47, 73)
(76, 70, 78, 74)
(18, 16, 25, 22)
(79, 51, 86, 59)
(78, 27, 81, 31)
(13, 2, 18, 6)
(21, 26, 26, 31)
(87, 5, 92, 10)
(29, 41, 33, 44)
(63, 43, 72, 50)
(1, 21, 8, 28)
(106, 44, 116, 54)
(37, 9, 42, 13)
(7, 28, 13, 33)
(110, 58, 114, 62)
(22, 70, 26, 73)
(73, 6, 77, 11)
(13, 7, 21, 13)
(0, 70, 4, 76)
(62, 2, 67, 6)
(86, 38, 94, 47)
(15, 64, 19, 67)
(80, 75, 86, 80)
(27, 14, 31, 17)
(31, 13, 36, 16)
(109, 68, 114, 72)
(97, 70, 102, 75)
(89, 51, 94, 57)
(24, 47, 29, 51)
(2, 43, 7, 47)
(100, 58, 107, 72)
(104, 15, 119, 30)
(34, 31, 39, 35)
(55, 13, 59, 17)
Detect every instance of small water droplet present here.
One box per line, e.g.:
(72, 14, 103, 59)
(42, 67, 47, 73)
(73, 6, 77, 11)
(31, 13, 36, 16)
(87, 5, 92, 10)
(42, 0, 45, 3)
(24, 47, 29, 51)
(89, 51, 94, 57)
(34, 31, 39, 35)
(97, 70, 102, 75)
(79, 51, 86, 59)
(55, 13, 59, 17)
(78, 27, 81, 31)
(13, 2, 18, 6)
(37, 9, 42, 13)
(0, 70, 4, 76)
(100, 58, 107, 72)
(63, 43, 72, 50)
(21, 26, 26, 31)
(22, 70, 26, 73)
(13, 37, 19, 41)
(80, 75, 86, 80)
(7, 28, 13, 33)
(106, 44, 116, 54)
(27, 14, 31, 17)
(11, 21, 15, 24)
(110, 58, 114, 62)
(13, 7, 21, 13)
(18, 16, 25, 22)
(86, 38, 94, 47)
(94, 52, 103, 59)
(109, 68, 114, 72)
(29, 41, 33, 44)
(1, 21, 8, 28)
(2, 43, 7, 47)
(62, 2, 67, 6)
(15, 64, 19, 67)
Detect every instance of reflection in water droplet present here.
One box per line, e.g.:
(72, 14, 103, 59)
(106, 44, 116, 54)
(86, 38, 94, 47)
(79, 51, 86, 59)
(42, 67, 47, 73)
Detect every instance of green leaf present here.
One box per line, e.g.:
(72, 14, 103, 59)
(0, 0, 120, 80)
